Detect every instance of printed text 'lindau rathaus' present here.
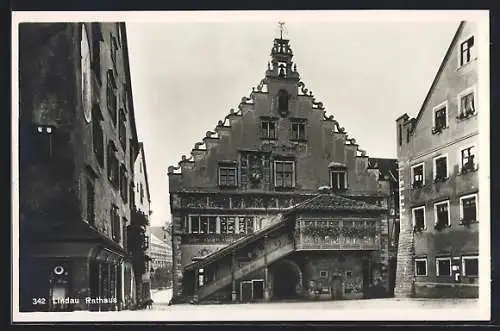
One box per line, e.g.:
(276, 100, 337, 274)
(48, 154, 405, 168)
(168, 27, 400, 304)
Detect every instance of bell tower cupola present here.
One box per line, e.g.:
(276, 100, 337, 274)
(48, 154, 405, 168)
(265, 22, 300, 82)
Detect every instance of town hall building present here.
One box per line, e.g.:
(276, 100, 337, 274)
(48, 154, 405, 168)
(167, 31, 399, 304)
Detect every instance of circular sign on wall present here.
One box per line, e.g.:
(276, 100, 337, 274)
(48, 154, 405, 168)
(81, 24, 92, 123)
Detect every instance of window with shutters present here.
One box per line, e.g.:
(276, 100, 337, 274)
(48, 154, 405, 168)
(92, 105, 104, 167)
(107, 141, 119, 188)
(120, 163, 128, 204)
(111, 205, 121, 243)
(107, 70, 117, 126)
(91, 23, 102, 84)
(118, 109, 127, 151)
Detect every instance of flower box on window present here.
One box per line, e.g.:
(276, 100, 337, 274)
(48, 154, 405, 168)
(459, 218, 477, 227)
(412, 181, 424, 190)
(431, 126, 444, 135)
(461, 160, 477, 174)
(433, 175, 448, 184)
(413, 225, 424, 233)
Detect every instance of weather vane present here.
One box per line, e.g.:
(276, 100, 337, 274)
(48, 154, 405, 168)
(277, 21, 287, 39)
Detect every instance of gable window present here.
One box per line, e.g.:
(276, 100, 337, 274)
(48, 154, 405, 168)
(433, 155, 448, 183)
(107, 141, 119, 188)
(274, 160, 295, 188)
(412, 206, 426, 232)
(290, 119, 307, 141)
(119, 164, 128, 204)
(414, 258, 427, 276)
(458, 87, 477, 119)
(86, 179, 95, 227)
(434, 200, 450, 230)
(218, 167, 237, 187)
(460, 36, 475, 67)
(460, 193, 478, 224)
(462, 256, 478, 277)
(330, 169, 347, 191)
(260, 118, 277, 140)
(411, 163, 424, 189)
(118, 109, 127, 151)
(432, 102, 448, 134)
(111, 205, 121, 243)
(278, 89, 289, 114)
(436, 257, 451, 276)
(460, 146, 477, 174)
(106, 70, 117, 126)
(92, 105, 104, 167)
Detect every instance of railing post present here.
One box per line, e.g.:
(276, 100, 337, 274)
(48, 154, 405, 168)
(231, 250, 237, 302)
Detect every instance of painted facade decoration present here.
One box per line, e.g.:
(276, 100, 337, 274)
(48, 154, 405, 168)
(168, 32, 399, 304)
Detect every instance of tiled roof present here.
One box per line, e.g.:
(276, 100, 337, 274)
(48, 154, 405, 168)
(288, 193, 385, 212)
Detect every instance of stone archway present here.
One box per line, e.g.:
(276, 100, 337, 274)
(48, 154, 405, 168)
(270, 259, 303, 300)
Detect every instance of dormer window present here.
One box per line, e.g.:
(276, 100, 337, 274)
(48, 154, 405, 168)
(329, 162, 347, 191)
(218, 166, 237, 187)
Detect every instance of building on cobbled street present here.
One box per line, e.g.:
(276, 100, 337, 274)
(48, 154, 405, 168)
(394, 21, 479, 298)
(131, 142, 153, 302)
(167, 31, 399, 304)
(18, 22, 149, 311)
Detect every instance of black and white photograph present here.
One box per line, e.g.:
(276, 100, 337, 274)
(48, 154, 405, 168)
(11, 10, 490, 322)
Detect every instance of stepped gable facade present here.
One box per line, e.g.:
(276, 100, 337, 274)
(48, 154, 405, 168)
(168, 33, 398, 303)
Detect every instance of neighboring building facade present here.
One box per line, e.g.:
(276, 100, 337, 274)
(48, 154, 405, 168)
(19, 23, 143, 311)
(395, 21, 479, 298)
(168, 34, 399, 304)
(131, 142, 152, 302)
(149, 226, 173, 288)
(149, 233, 172, 270)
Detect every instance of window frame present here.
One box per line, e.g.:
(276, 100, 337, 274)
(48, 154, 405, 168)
(412, 205, 426, 230)
(459, 193, 479, 223)
(290, 119, 307, 141)
(410, 162, 425, 188)
(218, 166, 238, 188)
(436, 257, 452, 276)
(433, 154, 449, 181)
(457, 34, 476, 68)
(274, 160, 296, 189)
(433, 200, 451, 227)
(414, 257, 428, 276)
(461, 255, 479, 277)
(319, 270, 328, 278)
(432, 101, 448, 132)
(330, 169, 347, 191)
(458, 144, 478, 174)
(457, 85, 478, 117)
(260, 118, 277, 140)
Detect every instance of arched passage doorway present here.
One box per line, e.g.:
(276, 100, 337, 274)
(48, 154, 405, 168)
(271, 259, 303, 300)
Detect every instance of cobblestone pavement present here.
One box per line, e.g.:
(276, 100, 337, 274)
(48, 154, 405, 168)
(146, 289, 485, 321)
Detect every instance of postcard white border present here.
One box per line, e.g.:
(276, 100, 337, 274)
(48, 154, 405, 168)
(11, 9, 491, 322)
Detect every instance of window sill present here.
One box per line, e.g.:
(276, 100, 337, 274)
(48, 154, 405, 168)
(456, 58, 477, 71)
(456, 112, 477, 121)
(433, 177, 449, 184)
(431, 126, 448, 135)
(290, 138, 308, 143)
(411, 182, 425, 190)
(259, 137, 277, 141)
(434, 224, 452, 231)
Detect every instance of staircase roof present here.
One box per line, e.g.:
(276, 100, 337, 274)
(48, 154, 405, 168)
(285, 193, 386, 213)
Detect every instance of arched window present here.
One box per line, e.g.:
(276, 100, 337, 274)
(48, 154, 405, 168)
(278, 89, 289, 112)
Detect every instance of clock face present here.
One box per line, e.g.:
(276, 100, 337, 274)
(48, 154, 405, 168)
(81, 25, 92, 123)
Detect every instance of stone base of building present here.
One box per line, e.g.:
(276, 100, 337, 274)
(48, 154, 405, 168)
(414, 282, 479, 298)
